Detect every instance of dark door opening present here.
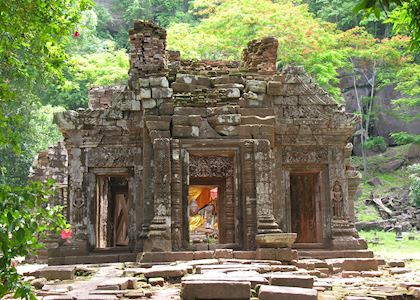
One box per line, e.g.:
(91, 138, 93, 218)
(290, 172, 322, 244)
(96, 176, 129, 248)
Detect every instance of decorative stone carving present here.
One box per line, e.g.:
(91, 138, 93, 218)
(283, 147, 328, 164)
(332, 180, 344, 218)
(189, 156, 234, 177)
(73, 188, 84, 224)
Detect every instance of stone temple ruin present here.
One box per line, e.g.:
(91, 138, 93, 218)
(32, 21, 368, 265)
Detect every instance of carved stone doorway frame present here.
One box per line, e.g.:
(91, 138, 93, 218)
(176, 140, 243, 250)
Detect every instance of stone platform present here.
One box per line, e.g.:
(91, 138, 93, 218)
(16, 256, 419, 300)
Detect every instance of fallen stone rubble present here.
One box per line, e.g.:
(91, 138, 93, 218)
(11, 256, 420, 300)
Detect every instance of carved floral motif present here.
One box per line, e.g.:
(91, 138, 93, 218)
(189, 156, 234, 177)
(283, 147, 328, 164)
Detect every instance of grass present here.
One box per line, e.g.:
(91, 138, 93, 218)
(359, 230, 420, 270)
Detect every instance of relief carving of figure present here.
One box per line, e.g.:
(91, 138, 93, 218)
(73, 188, 84, 224)
(332, 180, 344, 217)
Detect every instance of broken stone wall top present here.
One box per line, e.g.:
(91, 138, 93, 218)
(88, 86, 125, 109)
(30, 141, 68, 186)
(129, 20, 167, 79)
(242, 37, 278, 74)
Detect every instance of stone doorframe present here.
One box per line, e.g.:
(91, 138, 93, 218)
(178, 144, 241, 250)
(281, 165, 331, 249)
(86, 167, 135, 251)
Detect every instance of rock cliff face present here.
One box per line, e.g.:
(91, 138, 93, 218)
(339, 71, 420, 146)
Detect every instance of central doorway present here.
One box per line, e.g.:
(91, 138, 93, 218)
(188, 185, 219, 245)
(185, 154, 237, 249)
(290, 172, 323, 244)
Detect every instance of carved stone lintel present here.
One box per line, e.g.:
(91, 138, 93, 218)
(283, 147, 328, 164)
(189, 156, 234, 177)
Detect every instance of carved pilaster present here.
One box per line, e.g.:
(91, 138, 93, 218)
(254, 139, 281, 235)
(242, 140, 257, 249)
(171, 139, 182, 250)
(143, 138, 172, 252)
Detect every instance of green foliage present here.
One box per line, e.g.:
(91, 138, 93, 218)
(44, 41, 128, 109)
(0, 180, 68, 299)
(168, 0, 346, 99)
(390, 132, 420, 145)
(354, 0, 420, 51)
(407, 163, 420, 207)
(0, 99, 64, 186)
(364, 136, 387, 149)
(303, 0, 389, 38)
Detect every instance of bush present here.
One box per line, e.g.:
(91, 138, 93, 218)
(0, 180, 68, 299)
(363, 136, 387, 150)
(390, 132, 420, 145)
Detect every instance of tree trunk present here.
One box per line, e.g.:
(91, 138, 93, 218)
(350, 59, 368, 177)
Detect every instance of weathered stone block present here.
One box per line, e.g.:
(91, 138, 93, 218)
(139, 88, 151, 99)
(139, 78, 150, 87)
(144, 266, 187, 278)
(149, 76, 169, 87)
(159, 102, 174, 115)
(209, 114, 241, 126)
(273, 96, 299, 105)
(142, 99, 156, 109)
(173, 125, 199, 138)
(258, 285, 317, 300)
(174, 107, 208, 117)
(241, 115, 275, 125)
(146, 120, 170, 130)
(214, 83, 245, 90)
(341, 258, 379, 271)
(214, 125, 239, 136)
(214, 249, 234, 259)
(267, 81, 283, 95)
(269, 274, 314, 288)
(171, 82, 192, 92)
(36, 266, 76, 281)
(193, 251, 214, 260)
(152, 87, 173, 99)
(181, 280, 251, 300)
(226, 88, 241, 98)
(245, 80, 266, 94)
(233, 251, 256, 260)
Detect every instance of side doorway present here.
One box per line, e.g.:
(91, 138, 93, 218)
(96, 176, 129, 249)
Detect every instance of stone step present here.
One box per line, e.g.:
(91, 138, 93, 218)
(258, 285, 317, 300)
(48, 253, 136, 265)
(297, 249, 374, 259)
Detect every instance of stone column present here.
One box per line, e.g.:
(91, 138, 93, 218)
(253, 139, 282, 235)
(143, 138, 172, 252)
